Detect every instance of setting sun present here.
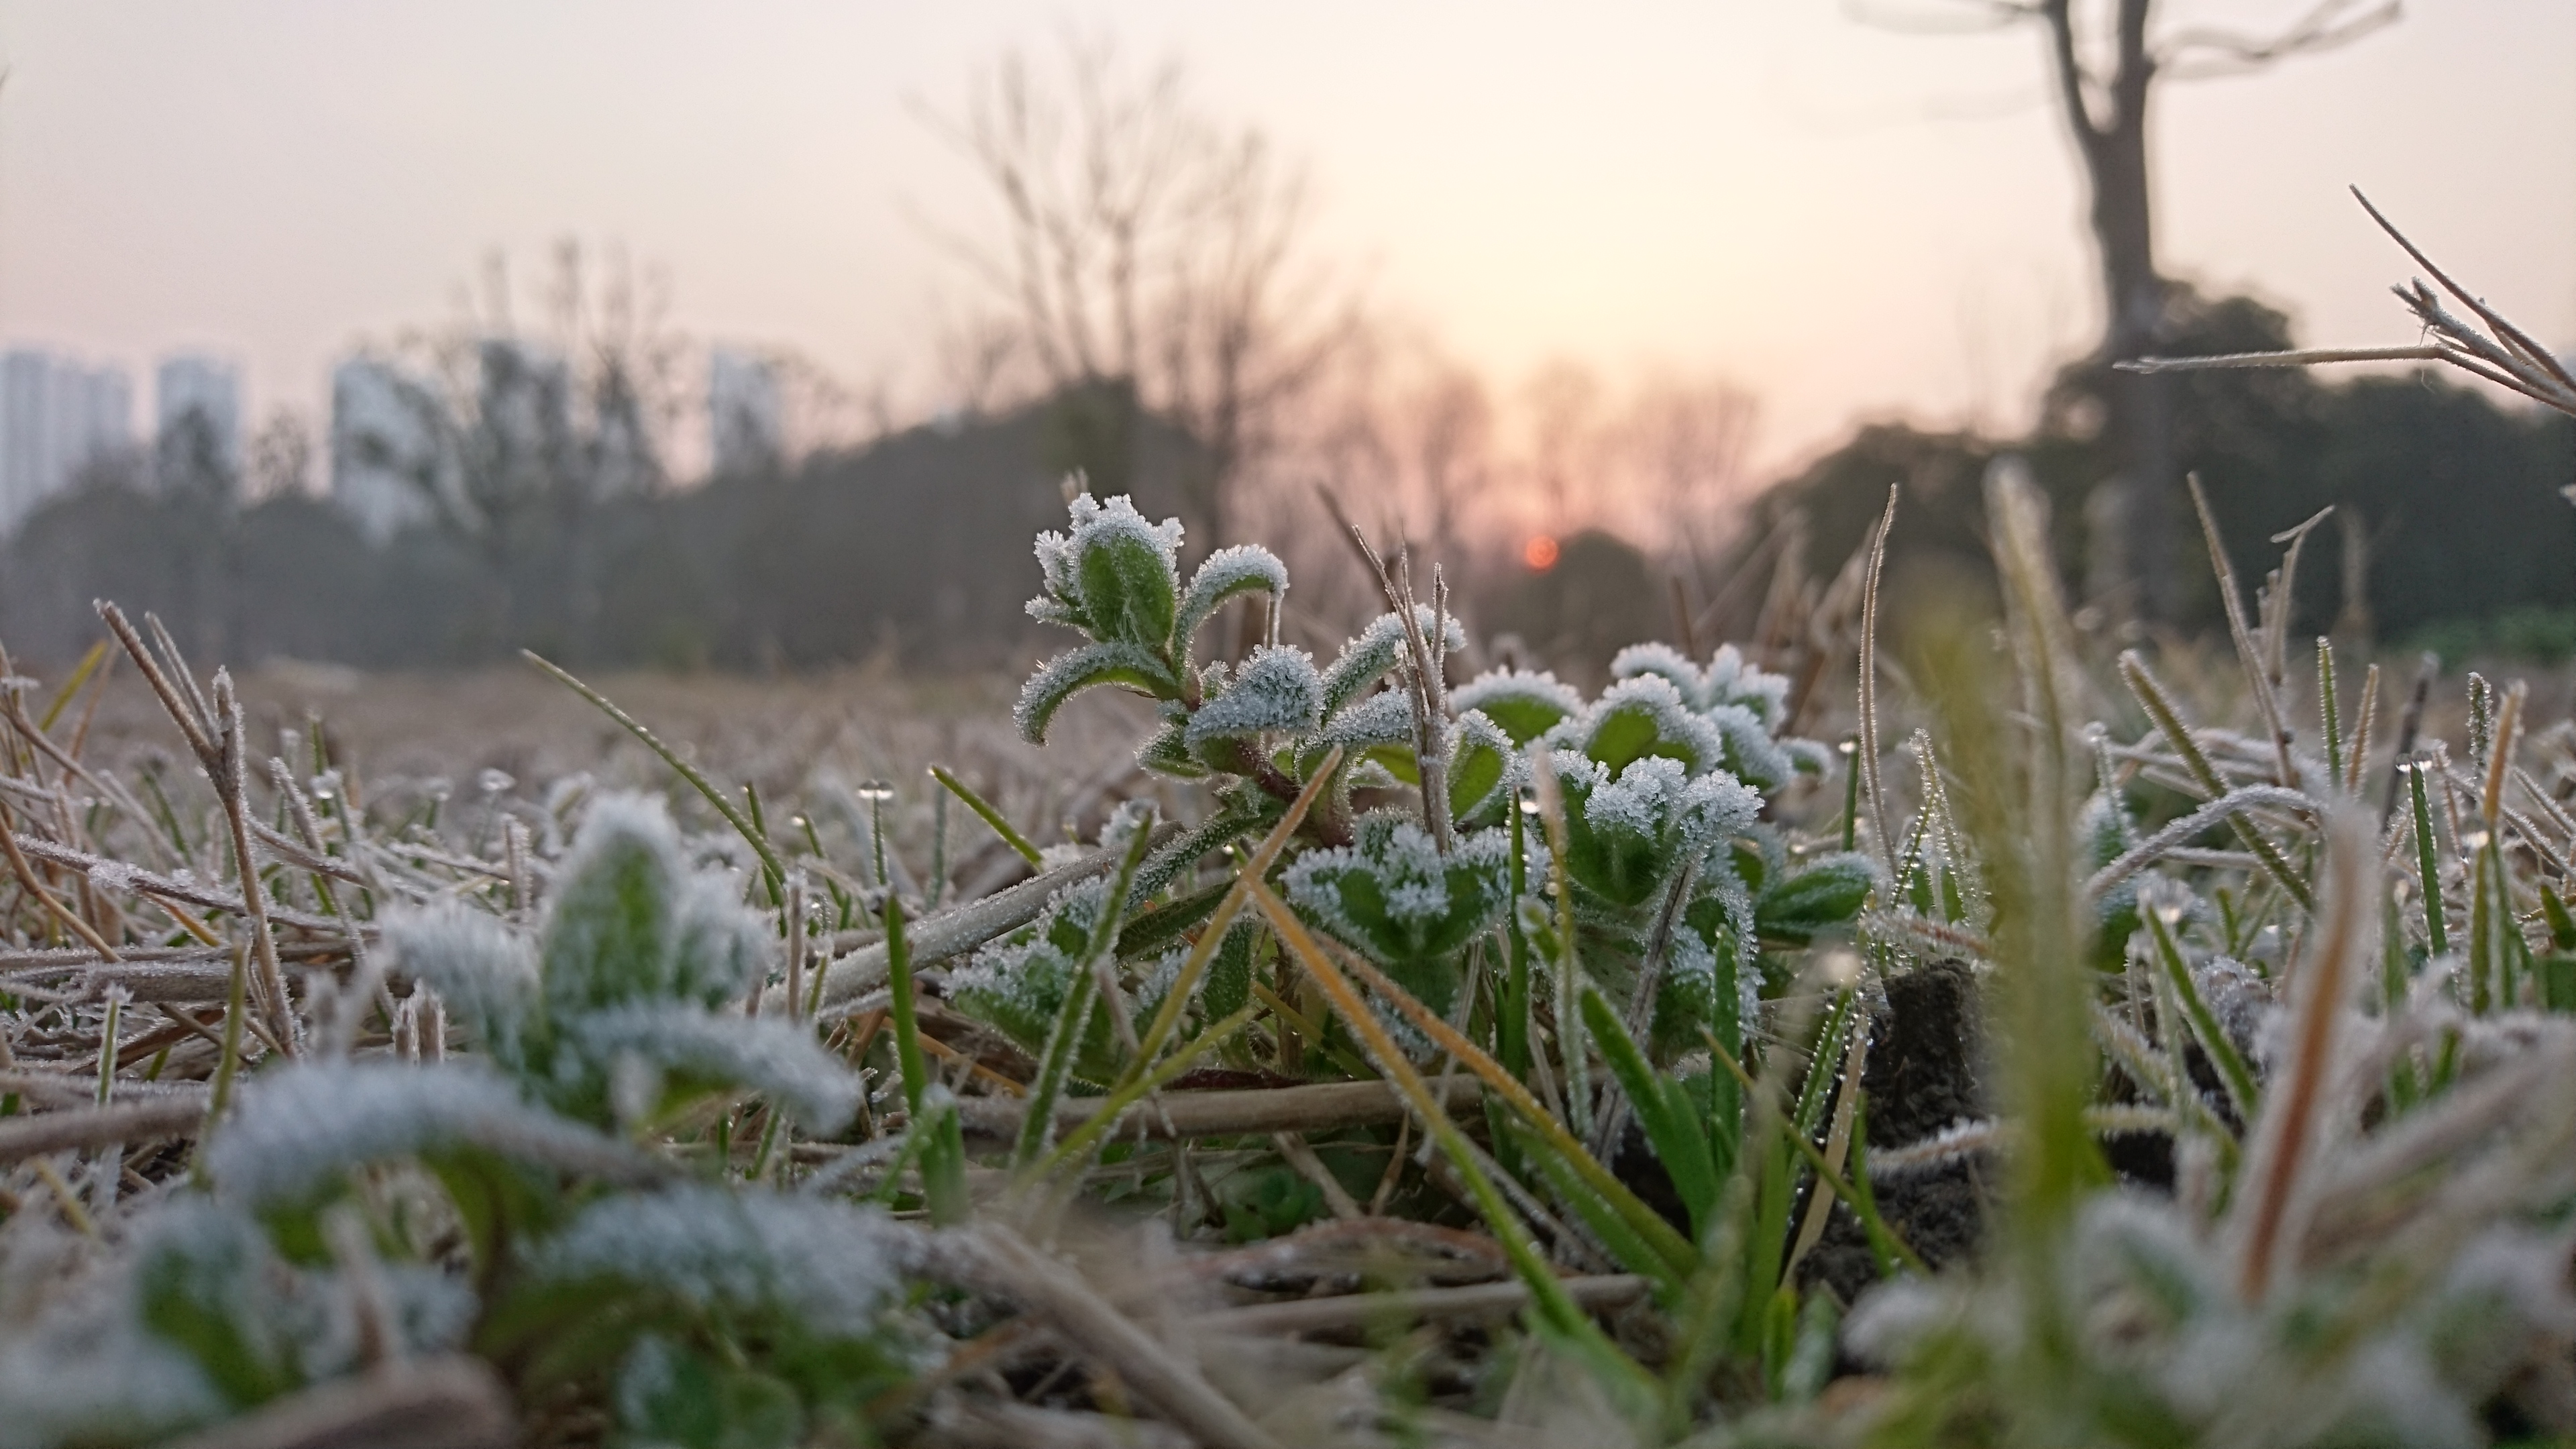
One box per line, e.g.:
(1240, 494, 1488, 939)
(1521, 533, 1560, 570)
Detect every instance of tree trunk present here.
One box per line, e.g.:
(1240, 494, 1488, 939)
(2044, 0, 2180, 623)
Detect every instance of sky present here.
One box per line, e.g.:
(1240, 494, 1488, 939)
(0, 1, 2569, 486)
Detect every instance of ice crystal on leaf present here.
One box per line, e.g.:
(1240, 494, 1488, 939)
(1320, 607, 1466, 718)
(1449, 667, 1583, 747)
(203, 1062, 624, 1211)
(1610, 641, 1793, 729)
(1283, 812, 1510, 1013)
(560, 1006, 861, 1134)
(1322, 689, 1416, 748)
(1701, 643, 1792, 727)
(1548, 754, 1761, 908)
(1184, 644, 1324, 748)
(527, 1185, 904, 1341)
(1562, 675, 1729, 780)
(1026, 494, 1183, 636)
(1022, 493, 1185, 659)
(1016, 641, 1178, 745)
(1173, 543, 1289, 649)
(1706, 702, 1795, 792)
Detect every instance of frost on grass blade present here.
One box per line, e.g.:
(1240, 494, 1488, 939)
(382, 903, 540, 1070)
(1014, 641, 1177, 745)
(527, 1183, 902, 1340)
(1452, 666, 1584, 747)
(561, 1006, 862, 1134)
(1185, 644, 1324, 748)
(1174, 543, 1289, 649)
(204, 1062, 627, 1210)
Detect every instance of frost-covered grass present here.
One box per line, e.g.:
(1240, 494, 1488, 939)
(5, 252, 2576, 1446)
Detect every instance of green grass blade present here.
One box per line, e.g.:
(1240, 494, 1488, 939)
(2142, 900, 2259, 1122)
(2410, 760, 2449, 958)
(884, 898, 967, 1223)
(1581, 986, 1719, 1236)
(930, 763, 1044, 867)
(1251, 883, 1660, 1411)
(523, 652, 786, 896)
(1313, 929, 1701, 1282)
(1033, 1002, 1259, 1179)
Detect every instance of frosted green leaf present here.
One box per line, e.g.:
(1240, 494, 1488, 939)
(1568, 675, 1728, 778)
(1702, 643, 1792, 727)
(1320, 607, 1465, 719)
(1707, 702, 1796, 792)
(1015, 641, 1180, 744)
(1754, 851, 1882, 945)
(205, 1062, 628, 1210)
(1550, 754, 1761, 908)
(527, 1184, 902, 1340)
(1446, 710, 1517, 820)
(1608, 643, 1706, 705)
(539, 793, 690, 1018)
(1026, 493, 1184, 643)
(560, 1005, 862, 1134)
(1282, 812, 1511, 1012)
(1185, 644, 1324, 748)
(1321, 689, 1416, 748)
(1451, 667, 1583, 747)
(1174, 543, 1289, 651)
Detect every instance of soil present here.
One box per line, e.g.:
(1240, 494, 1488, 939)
(1607, 958, 1999, 1305)
(1800, 958, 1994, 1305)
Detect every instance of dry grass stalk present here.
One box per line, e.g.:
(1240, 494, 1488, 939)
(2224, 802, 2377, 1301)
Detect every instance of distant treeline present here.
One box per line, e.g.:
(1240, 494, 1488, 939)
(4, 292, 2569, 672)
(1753, 288, 2576, 650)
(0, 394, 1204, 671)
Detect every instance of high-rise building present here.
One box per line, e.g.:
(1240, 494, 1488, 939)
(155, 352, 244, 476)
(329, 356, 441, 543)
(0, 347, 137, 534)
(709, 346, 783, 477)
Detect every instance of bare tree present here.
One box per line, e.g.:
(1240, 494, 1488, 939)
(1521, 359, 1606, 531)
(359, 241, 687, 649)
(1856, 0, 2397, 620)
(245, 411, 316, 501)
(924, 36, 1360, 548)
(1623, 372, 1758, 582)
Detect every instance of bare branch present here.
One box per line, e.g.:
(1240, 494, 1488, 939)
(2158, 0, 2401, 79)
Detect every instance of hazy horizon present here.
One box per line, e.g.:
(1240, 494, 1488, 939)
(1, 1, 2569, 494)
